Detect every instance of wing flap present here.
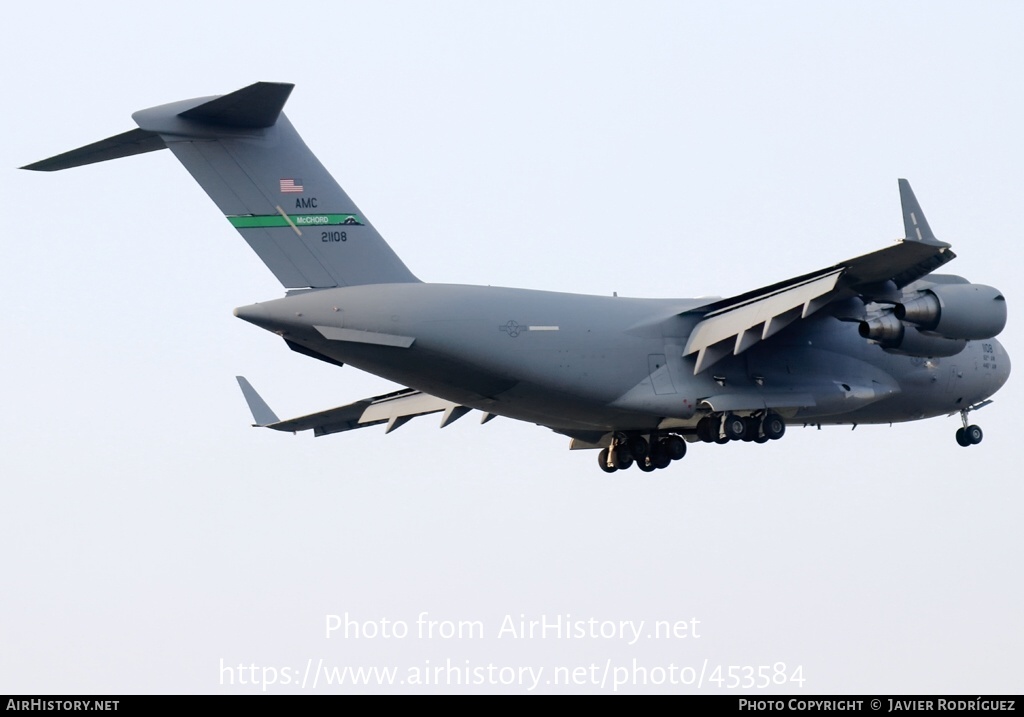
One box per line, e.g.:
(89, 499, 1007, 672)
(236, 378, 464, 437)
(681, 179, 956, 373)
(684, 269, 843, 373)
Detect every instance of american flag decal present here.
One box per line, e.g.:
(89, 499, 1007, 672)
(279, 178, 304, 193)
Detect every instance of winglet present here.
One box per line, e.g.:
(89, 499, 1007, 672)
(899, 178, 939, 244)
(236, 376, 280, 427)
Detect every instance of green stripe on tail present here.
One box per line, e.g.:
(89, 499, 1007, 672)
(228, 213, 363, 229)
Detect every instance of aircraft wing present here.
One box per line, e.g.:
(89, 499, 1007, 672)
(236, 377, 471, 436)
(681, 179, 956, 373)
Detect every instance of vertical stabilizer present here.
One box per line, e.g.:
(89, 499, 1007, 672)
(23, 82, 420, 290)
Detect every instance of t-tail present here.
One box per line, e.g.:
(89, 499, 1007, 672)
(22, 82, 419, 289)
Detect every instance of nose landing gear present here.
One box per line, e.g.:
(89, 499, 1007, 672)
(955, 408, 984, 447)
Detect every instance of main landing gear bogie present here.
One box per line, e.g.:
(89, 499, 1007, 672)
(596, 414, 785, 472)
(696, 412, 786, 445)
(598, 434, 687, 473)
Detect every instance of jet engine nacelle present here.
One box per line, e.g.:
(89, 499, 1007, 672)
(859, 314, 967, 357)
(895, 283, 1006, 340)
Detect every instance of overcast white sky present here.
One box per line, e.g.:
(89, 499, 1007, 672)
(1, 1, 1021, 694)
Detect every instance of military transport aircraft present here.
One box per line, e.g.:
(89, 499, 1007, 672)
(23, 82, 1010, 472)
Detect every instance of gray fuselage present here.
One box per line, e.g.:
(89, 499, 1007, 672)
(234, 283, 1010, 439)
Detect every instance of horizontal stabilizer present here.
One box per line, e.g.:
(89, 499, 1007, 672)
(22, 83, 293, 172)
(178, 82, 293, 128)
(21, 128, 166, 172)
(235, 378, 464, 437)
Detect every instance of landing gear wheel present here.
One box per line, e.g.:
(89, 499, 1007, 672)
(663, 435, 687, 461)
(723, 413, 746, 441)
(742, 416, 760, 442)
(955, 408, 984, 447)
(762, 413, 786, 440)
(696, 417, 715, 443)
(636, 458, 656, 473)
(627, 436, 648, 461)
(615, 449, 634, 470)
(651, 446, 671, 470)
(598, 448, 618, 473)
(966, 424, 983, 445)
